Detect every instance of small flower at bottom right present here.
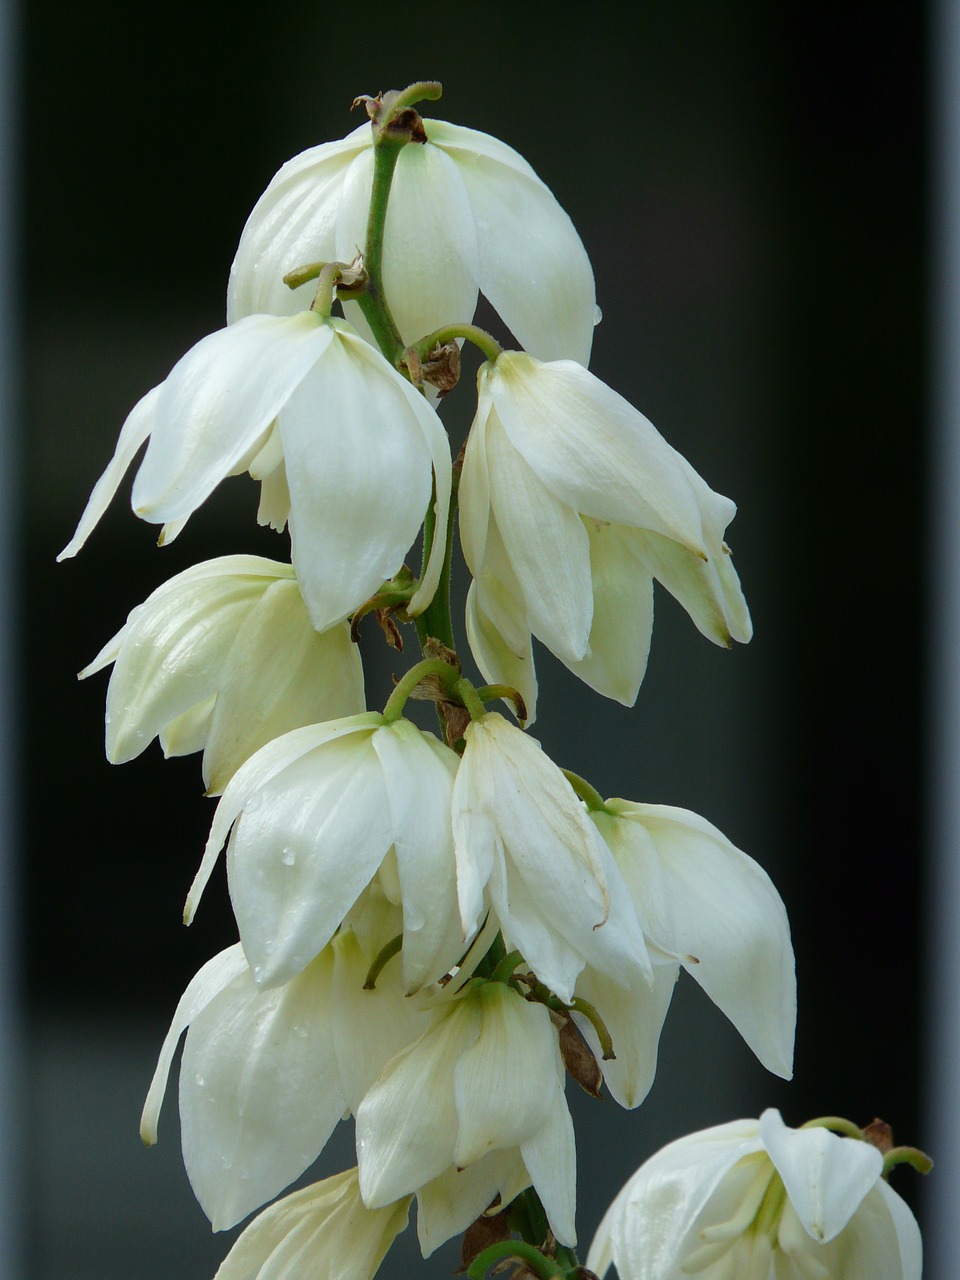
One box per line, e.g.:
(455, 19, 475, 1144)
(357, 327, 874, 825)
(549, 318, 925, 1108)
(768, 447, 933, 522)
(586, 1108, 921, 1280)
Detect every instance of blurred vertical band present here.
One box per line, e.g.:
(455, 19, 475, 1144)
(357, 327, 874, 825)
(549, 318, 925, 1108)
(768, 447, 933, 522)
(928, 0, 960, 1270)
(0, 0, 21, 1276)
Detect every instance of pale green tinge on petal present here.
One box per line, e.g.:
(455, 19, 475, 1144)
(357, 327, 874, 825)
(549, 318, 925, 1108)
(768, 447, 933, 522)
(573, 959, 678, 1110)
(212, 1168, 411, 1280)
(140, 943, 249, 1146)
(280, 327, 436, 631)
(160, 696, 216, 758)
(132, 313, 332, 526)
(760, 1109, 883, 1245)
(457, 377, 493, 574)
(484, 410, 593, 665)
(180, 951, 347, 1232)
(452, 985, 559, 1167)
(562, 521, 655, 706)
(487, 354, 707, 550)
(597, 802, 796, 1080)
(520, 1100, 578, 1248)
(336, 142, 480, 348)
(356, 1000, 483, 1209)
(227, 727, 391, 987)
(226, 125, 371, 322)
(415, 1150, 530, 1259)
(204, 581, 365, 793)
(58, 383, 160, 560)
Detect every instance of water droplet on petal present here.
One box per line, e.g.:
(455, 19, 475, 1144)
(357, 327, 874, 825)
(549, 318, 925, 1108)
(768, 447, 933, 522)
(281, 846, 296, 867)
(593, 305, 603, 326)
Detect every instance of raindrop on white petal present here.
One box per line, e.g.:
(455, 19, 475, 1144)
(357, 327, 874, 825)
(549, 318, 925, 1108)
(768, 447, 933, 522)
(593, 305, 603, 326)
(104, 712, 112, 726)
(245, 793, 262, 813)
(252, 965, 264, 984)
(281, 846, 296, 867)
(194, 1073, 205, 1087)
(292, 1024, 308, 1039)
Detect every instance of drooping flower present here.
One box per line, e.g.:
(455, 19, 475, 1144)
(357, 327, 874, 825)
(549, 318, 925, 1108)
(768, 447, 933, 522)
(586, 1109, 922, 1280)
(227, 120, 596, 364)
(355, 978, 575, 1254)
(81, 555, 364, 794)
(185, 712, 465, 994)
(459, 352, 751, 714)
(572, 799, 795, 1109)
(58, 312, 451, 633)
(210, 1167, 411, 1280)
(451, 712, 651, 1005)
(141, 914, 432, 1231)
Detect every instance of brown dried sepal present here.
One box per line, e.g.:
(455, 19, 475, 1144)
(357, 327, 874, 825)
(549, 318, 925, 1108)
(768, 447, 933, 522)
(440, 700, 472, 749)
(558, 1015, 603, 1097)
(862, 1118, 894, 1154)
(421, 341, 462, 395)
(375, 608, 404, 652)
(422, 637, 460, 669)
(460, 1208, 511, 1272)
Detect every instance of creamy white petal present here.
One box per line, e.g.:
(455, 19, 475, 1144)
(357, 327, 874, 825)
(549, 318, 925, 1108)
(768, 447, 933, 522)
(160, 696, 216, 757)
(458, 378, 493, 573)
(598, 802, 796, 1079)
(631, 528, 752, 649)
(452, 985, 559, 1167)
(760, 1110, 883, 1245)
(204, 584, 364, 792)
(372, 722, 463, 991)
(356, 1000, 482, 1209)
(227, 728, 391, 985)
(213, 1168, 411, 1280)
(226, 126, 371, 322)
(485, 410, 593, 663)
(465, 579, 538, 726)
(337, 141, 480, 347)
(573, 959, 678, 1110)
(140, 943, 249, 1145)
(184, 714, 383, 925)
(562, 521, 655, 705)
(132, 313, 333, 524)
(180, 951, 346, 1230)
(416, 1150, 530, 1259)
(330, 931, 433, 1116)
(280, 326, 436, 630)
(520, 1100, 578, 1248)
(58, 384, 160, 560)
(585, 1120, 764, 1279)
(487, 354, 707, 548)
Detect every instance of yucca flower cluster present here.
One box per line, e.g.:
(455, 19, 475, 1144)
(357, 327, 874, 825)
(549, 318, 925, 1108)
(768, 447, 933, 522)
(60, 83, 926, 1279)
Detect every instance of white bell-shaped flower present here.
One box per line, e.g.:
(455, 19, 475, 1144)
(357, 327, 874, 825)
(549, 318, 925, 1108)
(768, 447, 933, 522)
(81, 555, 364, 794)
(572, 800, 795, 1110)
(459, 352, 751, 714)
(141, 919, 431, 1232)
(211, 1167, 411, 1280)
(228, 120, 596, 364)
(356, 978, 576, 1253)
(58, 312, 451, 633)
(587, 1109, 922, 1280)
(185, 712, 464, 994)
(451, 712, 651, 1005)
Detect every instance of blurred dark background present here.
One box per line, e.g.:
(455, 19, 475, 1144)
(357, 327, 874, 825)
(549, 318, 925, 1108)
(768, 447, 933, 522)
(19, 2, 930, 1277)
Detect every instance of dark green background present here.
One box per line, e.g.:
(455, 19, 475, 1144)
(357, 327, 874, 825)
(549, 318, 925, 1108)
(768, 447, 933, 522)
(21, 3, 928, 1277)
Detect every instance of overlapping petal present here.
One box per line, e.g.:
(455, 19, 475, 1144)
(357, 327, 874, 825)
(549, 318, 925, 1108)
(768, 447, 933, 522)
(227, 119, 595, 363)
(81, 555, 364, 793)
(460, 353, 750, 709)
(59, 313, 451, 633)
(185, 713, 464, 992)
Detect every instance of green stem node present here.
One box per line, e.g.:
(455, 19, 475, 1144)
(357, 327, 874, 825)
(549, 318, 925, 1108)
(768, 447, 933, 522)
(310, 262, 344, 318)
(411, 323, 503, 364)
(467, 1239, 565, 1279)
(478, 684, 528, 723)
(488, 950, 525, 985)
(382, 659, 460, 721)
(363, 934, 403, 989)
(454, 678, 487, 722)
